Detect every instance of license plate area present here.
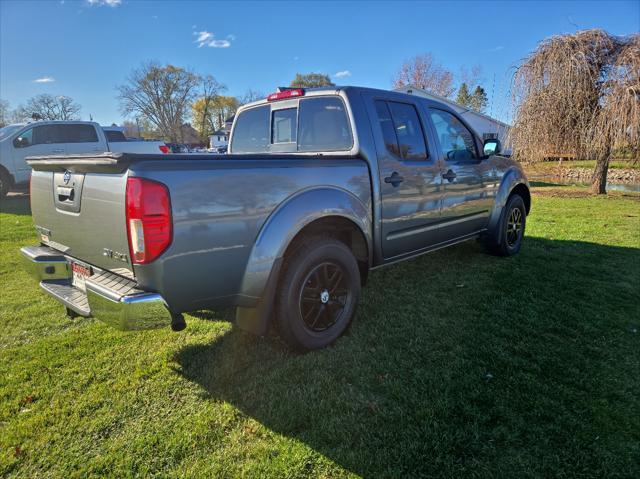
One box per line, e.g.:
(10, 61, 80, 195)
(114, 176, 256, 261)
(71, 261, 92, 292)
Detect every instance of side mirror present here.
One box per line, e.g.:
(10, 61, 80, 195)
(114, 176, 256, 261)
(483, 138, 501, 157)
(13, 136, 30, 148)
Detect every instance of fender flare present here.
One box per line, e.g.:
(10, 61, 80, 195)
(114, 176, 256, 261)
(235, 187, 372, 334)
(487, 167, 530, 233)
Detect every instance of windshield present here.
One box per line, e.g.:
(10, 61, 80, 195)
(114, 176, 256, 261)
(0, 124, 24, 141)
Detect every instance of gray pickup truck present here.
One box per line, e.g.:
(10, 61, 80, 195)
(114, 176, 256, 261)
(21, 86, 530, 350)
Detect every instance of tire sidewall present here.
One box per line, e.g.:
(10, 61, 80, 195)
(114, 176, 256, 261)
(500, 195, 526, 255)
(278, 240, 360, 350)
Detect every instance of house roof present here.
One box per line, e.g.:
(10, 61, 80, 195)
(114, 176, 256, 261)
(394, 84, 511, 128)
(211, 130, 227, 136)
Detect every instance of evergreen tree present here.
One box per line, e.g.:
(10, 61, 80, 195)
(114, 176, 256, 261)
(470, 86, 488, 113)
(455, 82, 472, 107)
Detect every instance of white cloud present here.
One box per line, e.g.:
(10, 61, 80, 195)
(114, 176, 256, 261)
(487, 45, 504, 52)
(87, 0, 122, 7)
(194, 30, 232, 48)
(334, 70, 351, 78)
(33, 77, 55, 83)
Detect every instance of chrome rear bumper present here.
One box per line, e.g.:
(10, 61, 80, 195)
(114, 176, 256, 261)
(20, 245, 172, 330)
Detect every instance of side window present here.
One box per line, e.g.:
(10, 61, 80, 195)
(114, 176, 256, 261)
(13, 127, 33, 148)
(429, 110, 478, 161)
(231, 105, 270, 153)
(60, 124, 99, 143)
(272, 108, 297, 144)
(33, 125, 63, 145)
(375, 100, 427, 160)
(388, 102, 427, 160)
(375, 100, 400, 157)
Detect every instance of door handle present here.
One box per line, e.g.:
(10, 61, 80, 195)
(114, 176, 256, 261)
(442, 169, 457, 182)
(56, 186, 74, 202)
(52, 148, 64, 154)
(384, 172, 404, 187)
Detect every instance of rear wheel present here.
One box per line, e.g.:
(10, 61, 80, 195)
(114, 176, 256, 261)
(487, 194, 526, 257)
(276, 237, 361, 351)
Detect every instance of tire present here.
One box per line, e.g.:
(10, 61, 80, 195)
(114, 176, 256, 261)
(487, 194, 526, 257)
(0, 168, 11, 199)
(275, 236, 361, 351)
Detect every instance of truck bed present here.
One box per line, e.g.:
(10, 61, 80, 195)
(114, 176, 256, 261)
(27, 152, 372, 312)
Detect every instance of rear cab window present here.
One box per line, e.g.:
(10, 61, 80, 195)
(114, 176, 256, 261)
(231, 96, 353, 154)
(104, 130, 127, 142)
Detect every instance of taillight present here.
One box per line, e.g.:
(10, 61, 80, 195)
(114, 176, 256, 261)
(159, 145, 169, 154)
(267, 88, 304, 101)
(126, 177, 172, 264)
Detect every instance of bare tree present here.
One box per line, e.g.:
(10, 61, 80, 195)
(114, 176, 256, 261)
(117, 63, 203, 142)
(190, 75, 225, 142)
(511, 29, 639, 194)
(0, 99, 9, 127)
(459, 64, 484, 89)
(238, 89, 264, 105)
(121, 120, 140, 138)
(16, 94, 81, 121)
(393, 54, 455, 98)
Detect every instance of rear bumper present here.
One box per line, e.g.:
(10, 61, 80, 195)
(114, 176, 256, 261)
(20, 245, 172, 330)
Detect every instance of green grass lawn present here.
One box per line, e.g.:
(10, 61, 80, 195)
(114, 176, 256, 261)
(1, 189, 639, 478)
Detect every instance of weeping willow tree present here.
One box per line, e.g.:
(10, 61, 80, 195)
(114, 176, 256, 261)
(511, 30, 639, 193)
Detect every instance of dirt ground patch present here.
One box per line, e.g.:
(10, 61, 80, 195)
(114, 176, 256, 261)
(531, 185, 640, 201)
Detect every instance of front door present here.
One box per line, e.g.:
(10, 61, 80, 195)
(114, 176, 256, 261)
(427, 109, 493, 240)
(364, 95, 443, 259)
(11, 124, 67, 184)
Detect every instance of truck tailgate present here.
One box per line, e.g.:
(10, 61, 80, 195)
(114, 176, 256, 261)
(29, 155, 134, 275)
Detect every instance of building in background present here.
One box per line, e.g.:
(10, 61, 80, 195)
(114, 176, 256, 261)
(394, 85, 511, 154)
(209, 130, 228, 149)
(208, 115, 235, 151)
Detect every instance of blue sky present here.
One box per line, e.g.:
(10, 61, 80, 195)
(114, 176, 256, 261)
(1, 0, 638, 125)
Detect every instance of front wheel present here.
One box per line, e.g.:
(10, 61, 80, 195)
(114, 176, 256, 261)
(275, 237, 361, 351)
(487, 194, 526, 257)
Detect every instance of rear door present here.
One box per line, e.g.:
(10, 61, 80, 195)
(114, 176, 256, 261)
(60, 124, 104, 155)
(363, 93, 443, 259)
(427, 108, 493, 239)
(11, 124, 67, 183)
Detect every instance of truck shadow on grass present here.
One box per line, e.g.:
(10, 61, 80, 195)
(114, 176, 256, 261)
(177, 237, 640, 476)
